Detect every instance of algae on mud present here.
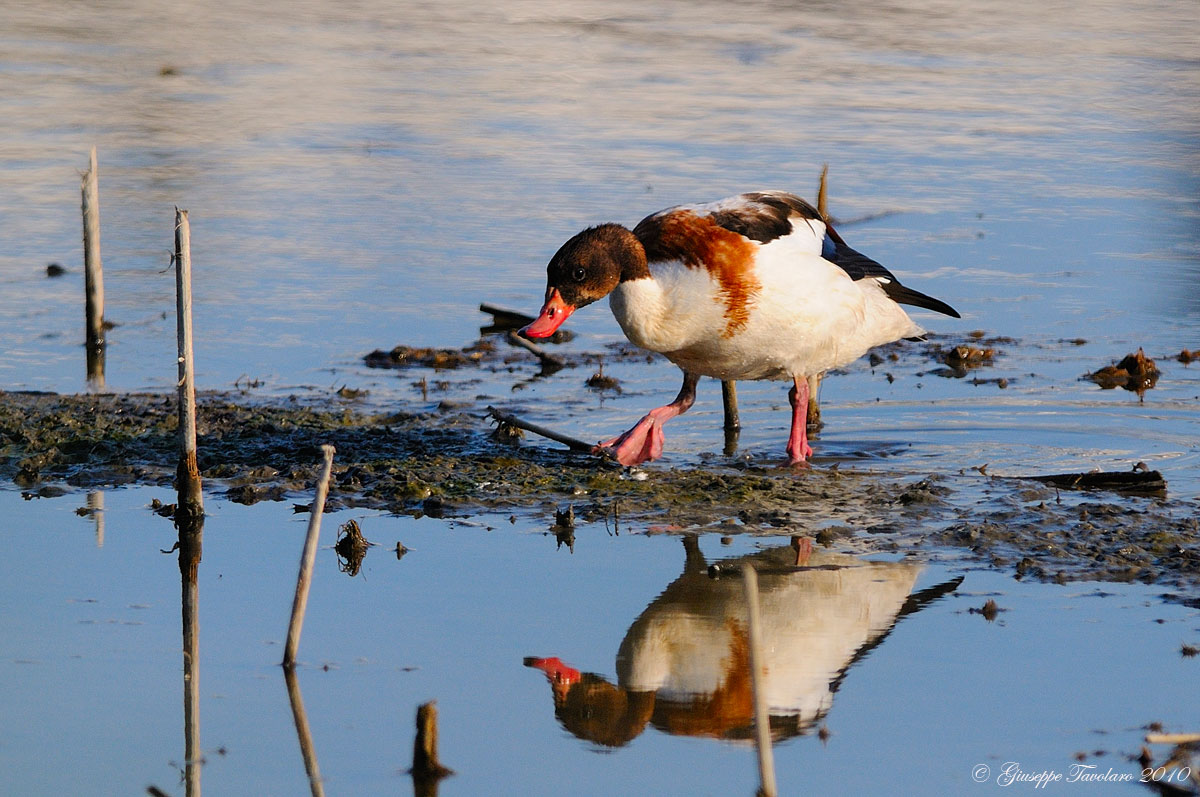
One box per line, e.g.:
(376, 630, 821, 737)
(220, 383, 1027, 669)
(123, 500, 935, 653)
(1, 388, 1198, 594)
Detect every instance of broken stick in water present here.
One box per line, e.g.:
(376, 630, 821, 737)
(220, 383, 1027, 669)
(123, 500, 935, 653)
(504, 330, 565, 373)
(282, 444, 336, 669)
(486, 406, 599, 454)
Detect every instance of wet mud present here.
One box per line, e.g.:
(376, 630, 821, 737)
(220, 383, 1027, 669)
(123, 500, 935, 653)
(1, 379, 1198, 596)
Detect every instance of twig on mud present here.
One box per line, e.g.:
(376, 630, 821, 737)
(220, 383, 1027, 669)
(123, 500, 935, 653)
(1014, 469, 1166, 495)
(504, 330, 565, 373)
(486, 406, 601, 455)
(283, 444, 336, 669)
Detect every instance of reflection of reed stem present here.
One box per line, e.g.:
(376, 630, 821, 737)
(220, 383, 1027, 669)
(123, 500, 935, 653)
(411, 700, 453, 795)
(88, 491, 104, 547)
(284, 668, 326, 797)
(178, 514, 204, 797)
(741, 564, 777, 797)
(283, 445, 336, 668)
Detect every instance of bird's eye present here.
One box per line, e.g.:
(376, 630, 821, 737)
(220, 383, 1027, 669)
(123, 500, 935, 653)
(572, 267, 586, 282)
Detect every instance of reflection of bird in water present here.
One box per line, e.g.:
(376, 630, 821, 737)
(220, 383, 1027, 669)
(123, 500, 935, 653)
(526, 537, 961, 747)
(521, 191, 959, 465)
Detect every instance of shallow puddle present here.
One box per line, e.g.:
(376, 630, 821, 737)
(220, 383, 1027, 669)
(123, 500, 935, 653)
(1, 486, 1196, 794)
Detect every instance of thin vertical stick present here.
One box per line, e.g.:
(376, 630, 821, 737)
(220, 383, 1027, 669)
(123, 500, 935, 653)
(721, 380, 740, 430)
(283, 445, 336, 669)
(806, 373, 822, 429)
(812, 165, 830, 430)
(742, 564, 777, 797)
(82, 146, 105, 385)
(175, 208, 203, 518)
(816, 163, 829, 221)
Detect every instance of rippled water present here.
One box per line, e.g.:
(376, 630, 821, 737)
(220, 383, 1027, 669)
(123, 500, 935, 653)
(2, 0, 1200, 794)
(3, 0, 1199, 482)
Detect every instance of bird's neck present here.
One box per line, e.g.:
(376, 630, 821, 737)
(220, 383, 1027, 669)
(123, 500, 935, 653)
(609, 224, 650, 283)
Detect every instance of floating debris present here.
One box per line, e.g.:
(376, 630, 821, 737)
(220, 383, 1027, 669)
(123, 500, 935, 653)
(363, 341, 494, 370)
(944, 345, 995, 369)
(553, 505, 576, 551)
(916, 334, 1009, 378)
(585, 361, 621, 392)
(968, 599, 1001, 622)
(149, 498, 176, 518)
(335, 519, 372, 576)
(1087, 348, 1160, 393)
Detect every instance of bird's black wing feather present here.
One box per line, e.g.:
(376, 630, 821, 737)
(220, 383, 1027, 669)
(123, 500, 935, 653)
(828, 233, 961, 319)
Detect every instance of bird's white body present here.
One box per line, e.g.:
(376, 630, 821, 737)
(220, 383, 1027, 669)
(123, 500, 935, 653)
(609, 215, 924, 381)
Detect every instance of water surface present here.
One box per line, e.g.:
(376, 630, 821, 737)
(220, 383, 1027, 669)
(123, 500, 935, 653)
(1, 488, 1197, 795)
(2, 0, 1200, 793)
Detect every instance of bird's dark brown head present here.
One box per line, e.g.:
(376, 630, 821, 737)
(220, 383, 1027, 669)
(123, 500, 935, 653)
(522, 224, 645, 338)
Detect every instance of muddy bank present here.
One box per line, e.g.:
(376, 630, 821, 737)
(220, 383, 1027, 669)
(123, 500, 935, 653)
(1, 389, 1197, 594)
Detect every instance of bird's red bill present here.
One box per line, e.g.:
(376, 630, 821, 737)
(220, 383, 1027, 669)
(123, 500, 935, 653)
(525, 656, 581, 685)
(521, 288, 575, 338)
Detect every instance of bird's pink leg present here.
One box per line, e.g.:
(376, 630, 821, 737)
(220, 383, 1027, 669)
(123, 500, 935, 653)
(787, 376, 813, 465)
(596, 372, 698, 466)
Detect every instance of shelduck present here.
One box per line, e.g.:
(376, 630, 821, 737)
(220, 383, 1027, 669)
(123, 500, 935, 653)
(522, 191, 959, 465)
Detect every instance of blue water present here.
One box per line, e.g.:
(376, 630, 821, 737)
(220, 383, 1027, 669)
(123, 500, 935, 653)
(2, 1, 1200, 794)
(1, 488, 1197, 795)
